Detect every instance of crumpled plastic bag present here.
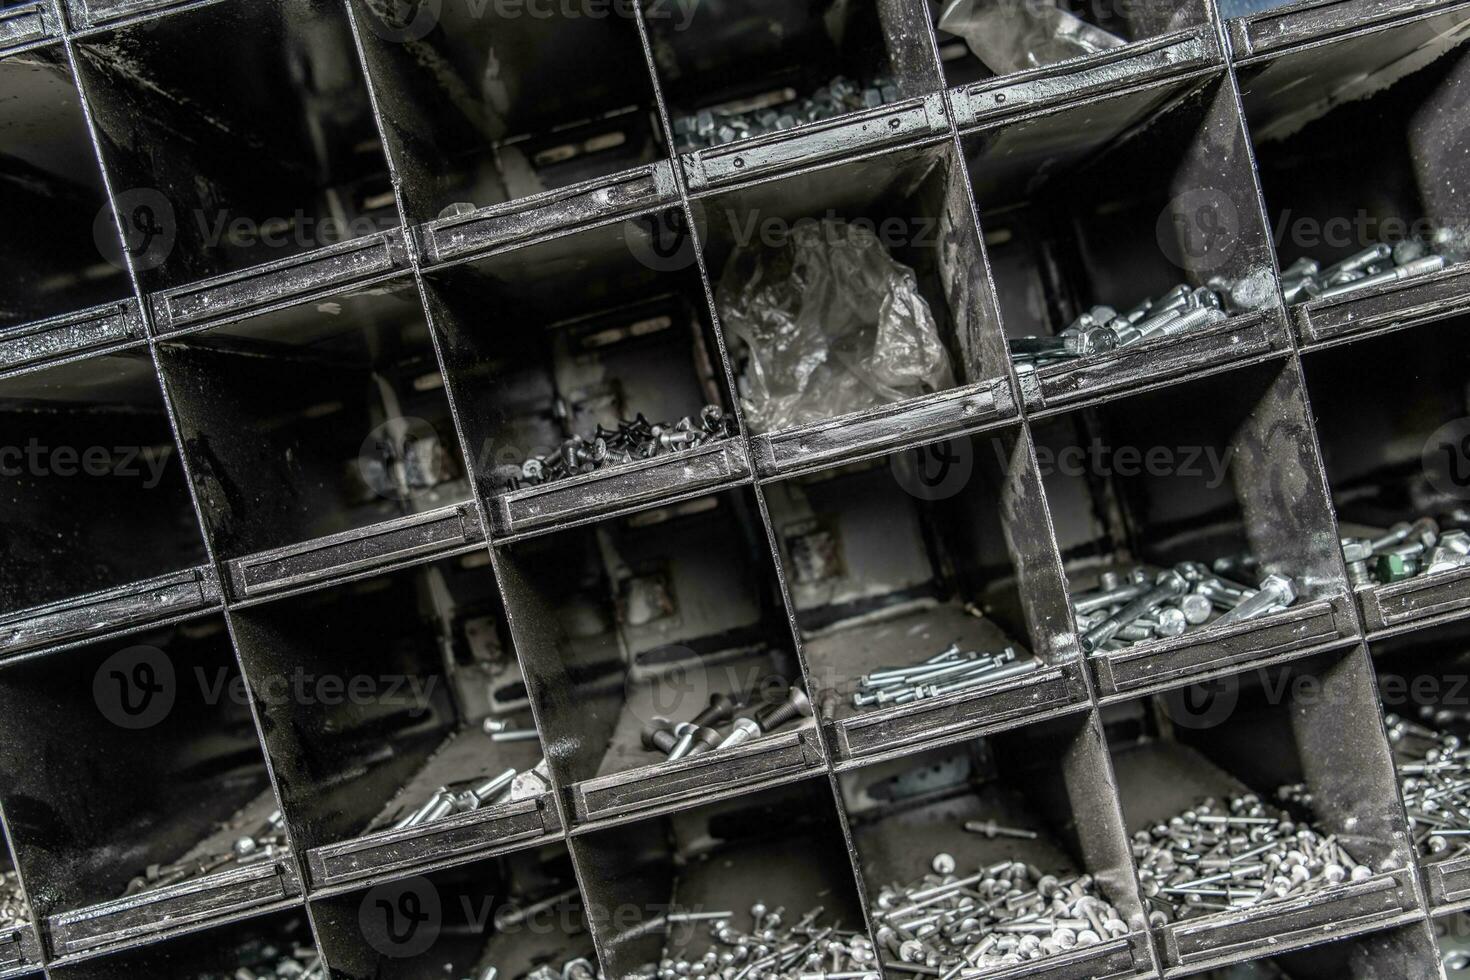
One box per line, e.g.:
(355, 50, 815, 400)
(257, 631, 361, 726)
(717, 219, 955, 434)
(938, 0, 1126, 76)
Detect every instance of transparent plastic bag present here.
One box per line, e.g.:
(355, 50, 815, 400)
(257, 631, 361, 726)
(938, 0, 1125, 76)
(717, 219, 955, 434)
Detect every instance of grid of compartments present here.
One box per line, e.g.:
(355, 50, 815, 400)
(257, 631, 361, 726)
(3, 0, 1470, 977)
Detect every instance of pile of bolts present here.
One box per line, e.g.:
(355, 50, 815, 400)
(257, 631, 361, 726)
(513, 957, 601, 980)
(642, 905, 878, 980)
(852, 643, 1038, 710)
(1384, 712, 1470, 860)
(391, 756, 552, 832)
(196, 931, 322, 980)
(869, 852, 1129, 975)
(123, 809, 288, 897)
(1281, 241, 1447, 304)
(1072, 561, 1297, 654)
(1342, 517, 1470, 587)
(642, 685, 814, 761)
(0, 868, 27, 934)
(673, 75, 899, 152)
(496, 405, 736, 492)
(1009, 283, 1232, 371)
(1134, 792, 1371, 924)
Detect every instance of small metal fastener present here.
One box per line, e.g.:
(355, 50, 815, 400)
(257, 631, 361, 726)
(1214, 573, 1296, 626)
(719, 717, 762, 750)
(687, 727, 723, 756)
(963, 820, 1039, 840)
(757, 686, 813, 732)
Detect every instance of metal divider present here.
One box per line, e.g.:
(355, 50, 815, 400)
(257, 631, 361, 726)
(0, 0, 1463, 974)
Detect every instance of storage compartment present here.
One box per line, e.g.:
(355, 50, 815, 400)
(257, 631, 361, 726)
(156, 278, 472, 588)
(700, 140, 1010, 463)
(69, 0, 396, 295)
(46, 909, 321, 979)
(763, 427, 1087, 765)
(0, 616, 296, 957)
(837, 714, 1153, 978)
(424, 215, 741, 536)
(930, 0, 1210, 88)
(1370, 618, 1470, 908)
(1302, 315, 1470, 631)
(230, 554, 556, 891)
(1238, 8, 1470, 339)
(962, 74, 1283, 406)
(0, 349, 208, 624)
(1032, 358, 1352, 698)
(573, 778, 871, 980)
(1104, 649, 1417, 971)
(646, 0, 940, 156)
(351, 0, 665, 236)
(497, 488, 820, 825)
(0, 43, 132, 336)
(310, 843, 595, 980)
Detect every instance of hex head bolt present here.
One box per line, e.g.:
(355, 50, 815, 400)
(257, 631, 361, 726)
(1319, 254, 1446, 300)
(718, 717, 762, 750)
(757, 686, 813, 732)
(1138, 305, 1226, 343)
(1211, 573, 1297, 627)
(1081, 571, 1188, 652)
(1341, 537, 1375, 588)
(1321, 243, 1392, 281)
(1371, 517, 1438, 554)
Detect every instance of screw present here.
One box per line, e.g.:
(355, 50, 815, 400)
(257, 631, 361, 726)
(1081, 570, 1188, 652)
(963, 820, 1039, 840)
(757, 686, 813, 732)
(718, 717, 762, 750)
(1214, 573, 1297, 626)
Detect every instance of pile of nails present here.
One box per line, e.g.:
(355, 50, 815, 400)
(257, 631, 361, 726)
(0, 868, 27, 933)
(1009, 283, 1232, 370)
(869, 854, 1129, 976)
(1281, 240, 1449, 305)
(197, 933, 322, 980)
(852, 643, 1038, 710)
(391, 758, 552, 832)
(1342, 516, 1470, 588)
(1134, 792, 1372, 924)
(1383, 713, 1470, 860)
(640, 903, 878, 980)
(123, 809, 289, 897)
(673, 75, 899, 152)
(642, 685, 814, 762)
(495, 405, 736, 491)
(1073, 561, 1298, 654)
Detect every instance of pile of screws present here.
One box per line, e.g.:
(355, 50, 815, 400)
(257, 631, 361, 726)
(493, 405, 736, 492)
(641, 685, 814, 763)
(1384, 713, 1470, 860)
(1009, 283, 1231, 370)
(1281, 242, 1448, 304)
(852, 643, 1038, 710)
(1073, 562, 1297, 654)
(0, 869, 28, 934)
(868, 853, 1129, 975)
(1134, 792, 1372, 924)
(636, 903, 878, 980)
(673, 76, 899, 152)
(123, 809, 289, 898)
(518, 958, 601, 980)
(196, 932, 322, 980)
(1342, 517, 1470, 588)
(391, 758, 552, 832)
